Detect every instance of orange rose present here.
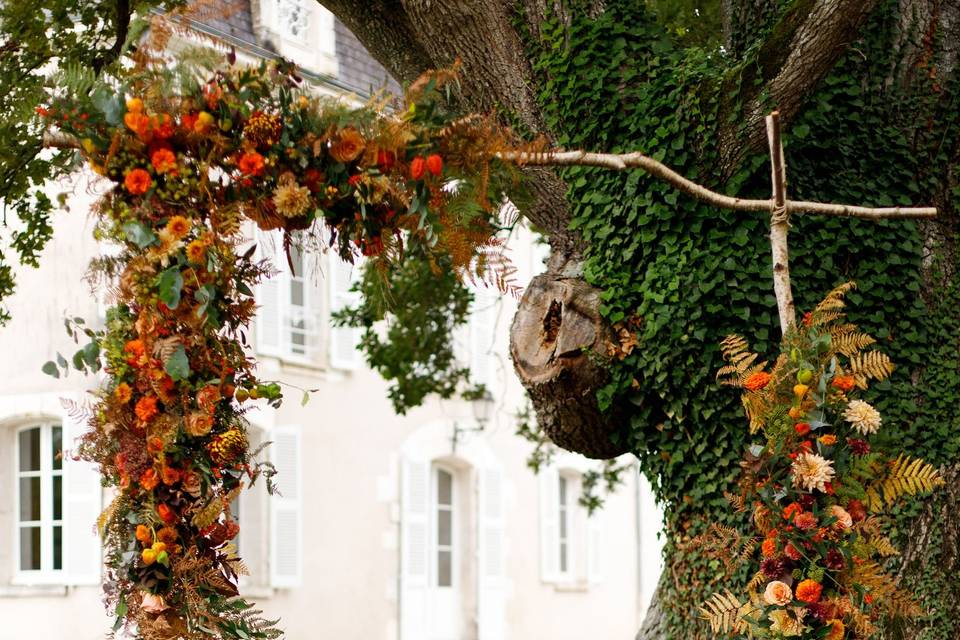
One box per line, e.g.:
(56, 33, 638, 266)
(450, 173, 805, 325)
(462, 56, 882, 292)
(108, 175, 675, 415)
(829, 505, 853, 530)
(238, 151, 265, 176)
(151, 148, 177, 174)
(124, 168, 152, 195)
(744, 371, 771, 391)
(763, 580, 793, 606)
(329, 127, 365, 163)
(795, 579, 822, 603)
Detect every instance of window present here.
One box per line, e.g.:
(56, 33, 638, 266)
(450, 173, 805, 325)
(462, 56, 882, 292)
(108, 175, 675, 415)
(558, 475, 570, 575)
(276, 0, 311, 42)
(16, 423, 64, 575)
(255, 230, 318, 362)
(287, 244, 308, 357)
(433, 467, 455, 588)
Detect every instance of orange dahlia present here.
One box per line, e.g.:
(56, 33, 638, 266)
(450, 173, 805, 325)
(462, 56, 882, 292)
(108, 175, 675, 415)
(744, 371, 771, 391)
(795, 579, 822, 603)
(151, 148, 177, 174)
(135, 395, 159, 423)
(831, 375, 856, 392)
(124, 168, 152, 195)
(238, 151, 265, 176)
(761, 537, 777, 558)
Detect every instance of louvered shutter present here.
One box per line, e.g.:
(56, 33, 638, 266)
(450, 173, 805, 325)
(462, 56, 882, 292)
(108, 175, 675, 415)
(470, 291, 497, 391)
(63, 410, 102, 585)
(587, 509, 603, 584)
(256, 230, 284, 357)
(538, 467, 559, 582)
(270, 424, 302, 587)
(400, 457, 430, 639)
(478, 468, 506, 640)
(328, 256, 362, 369)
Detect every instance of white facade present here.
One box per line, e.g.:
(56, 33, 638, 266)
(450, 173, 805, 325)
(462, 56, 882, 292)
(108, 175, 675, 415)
(0, 5, 664, 638)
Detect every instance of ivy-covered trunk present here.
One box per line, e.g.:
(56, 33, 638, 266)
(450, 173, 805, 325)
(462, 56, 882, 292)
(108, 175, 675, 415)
(320, 1, 960, 637)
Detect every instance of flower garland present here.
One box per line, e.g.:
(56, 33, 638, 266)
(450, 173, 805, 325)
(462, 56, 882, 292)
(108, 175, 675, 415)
(699, 283, 944, 638)
(39, 59, 520, 639)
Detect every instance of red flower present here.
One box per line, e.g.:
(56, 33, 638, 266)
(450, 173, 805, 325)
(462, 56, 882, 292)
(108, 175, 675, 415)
(152, 114, 175, 139)
(157, 503, 178, 524)
(181, 112, 199, 132)
(794, 422, 811, 436)
(377, 149, 396, 171)
(795, 579, 823, 603)
(303, 168, 324, 192)
(124, 168, 152, 195)
(425, 153, 443, 176)
(151, 148, 177, 174)
(238, 151, 265, 176)
(140, 468, 159, 491)
(744, 371, 771, 391)
(847, 499, 867, 522)
(794, 512, 819, 530)
(348, 174, 363, 186)
(161, 466, 180, 485)
(831, 375, 856, 392)
(848, 438, 871, 455)
(802, 311, 814, 327)
(410, 156, 426, 181)
(782, 502, 803, 522)
(135, 395, 159, 423)
(784, 542, 803, 560)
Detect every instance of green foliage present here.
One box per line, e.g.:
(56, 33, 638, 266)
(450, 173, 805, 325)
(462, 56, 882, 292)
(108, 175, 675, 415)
(525, 0, 960, 636)
(332, 253, 479, 414)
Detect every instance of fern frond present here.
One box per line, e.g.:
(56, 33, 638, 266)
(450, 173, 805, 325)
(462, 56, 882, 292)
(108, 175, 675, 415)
(699, 590, 751, 634)
(849, 350, 895, 387)
(814, 282, 857, 315)
(830, 326, 876, 357)
(724, 491, 747, 513)
(880, 455, 943, 506)
(871, 534, 900, 557)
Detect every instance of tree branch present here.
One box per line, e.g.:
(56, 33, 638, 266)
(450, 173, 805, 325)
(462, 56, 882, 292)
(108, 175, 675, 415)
(91, 0, 132, 74)
(497, 150, 938, 220)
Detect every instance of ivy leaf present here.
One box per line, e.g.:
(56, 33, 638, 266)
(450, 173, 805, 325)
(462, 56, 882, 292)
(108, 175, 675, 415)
(164, 345, 191, 381)
(41, 361, 60, 378)
(122, 221, 157, 248)
(158, 268, 183, 310)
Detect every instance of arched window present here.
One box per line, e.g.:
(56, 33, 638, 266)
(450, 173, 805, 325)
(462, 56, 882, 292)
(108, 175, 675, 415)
(15, 422, 64, 576)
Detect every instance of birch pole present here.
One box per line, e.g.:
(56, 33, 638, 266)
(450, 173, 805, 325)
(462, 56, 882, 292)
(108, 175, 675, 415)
(766, 111, 794, 333)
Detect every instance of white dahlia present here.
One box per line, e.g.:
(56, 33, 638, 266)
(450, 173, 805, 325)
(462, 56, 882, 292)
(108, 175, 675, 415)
(843, 399, 882, 435)
(792, 452, 836, 493)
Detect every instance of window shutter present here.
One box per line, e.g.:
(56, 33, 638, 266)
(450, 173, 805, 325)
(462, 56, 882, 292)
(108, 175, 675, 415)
(328, 256, 362, 370)
(478, 468, 506, 640)
(538, 467, 559, 582)
(400, 457, 430, 640)
(256, 231, 284, 357)
(270, 424, 302, 587)
(63, 411, 102, 585)
(587, 509, 603, 584)
(470, 291, 497, 391)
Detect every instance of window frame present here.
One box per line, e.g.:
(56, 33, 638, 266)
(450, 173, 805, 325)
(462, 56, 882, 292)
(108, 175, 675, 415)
(13, 422, 65, 583)
(430, 464, 458, 590)
(274, 0, 312, 45)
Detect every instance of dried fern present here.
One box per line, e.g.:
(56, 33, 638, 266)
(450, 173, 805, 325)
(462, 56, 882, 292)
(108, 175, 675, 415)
(699, 589, 752, 634)
(878, 455, 944, 506)
(830, 324, 876, 357)
(849, 350, 895, 387)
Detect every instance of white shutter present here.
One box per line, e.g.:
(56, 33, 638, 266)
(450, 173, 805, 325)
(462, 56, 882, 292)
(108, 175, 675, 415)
(478, 468, 506, 640)
(270, 424, 302, 587)
(538, 467, 559, 582)
(587, 509, 603, 584)
(256, 230, 284, 357)
(63, 412, 102, 585)
(400, 457, 430, 640)
(328, 256, 362, 369)
(470, 291, 497, 391)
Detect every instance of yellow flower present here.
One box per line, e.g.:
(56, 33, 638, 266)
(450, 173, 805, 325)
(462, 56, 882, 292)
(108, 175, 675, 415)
(272, 174, 311, 218)
(818, 434, 837, 446)
(793, 384, 809, 397)
(186, 239, 207, 264)
(114, 382, 133, 404)
(768, 609, 802, 637)
(825, 619, 845, 640)
(165, 215, 191, 240)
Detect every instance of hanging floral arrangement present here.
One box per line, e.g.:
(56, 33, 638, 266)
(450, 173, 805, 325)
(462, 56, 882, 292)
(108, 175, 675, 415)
(38, 57, 525, 639)
(698, 283, 943, 638)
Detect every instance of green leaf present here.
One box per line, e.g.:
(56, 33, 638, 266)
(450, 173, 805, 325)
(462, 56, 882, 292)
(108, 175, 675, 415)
(158, 268, 183, 310)
(42, 361, 60, 378)
(194, 284, 215, 319)
(122, 221, 157, 248)
(164, 345, 190, 381)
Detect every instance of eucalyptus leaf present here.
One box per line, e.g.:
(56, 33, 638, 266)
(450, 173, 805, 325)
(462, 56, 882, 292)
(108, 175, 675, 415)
(164, 345, 191, 381)
(158, 268, 183, 309)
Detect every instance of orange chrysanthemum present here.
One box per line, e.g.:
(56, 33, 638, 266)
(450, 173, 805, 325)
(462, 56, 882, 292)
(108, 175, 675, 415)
(761, 537, 777, 558)
(238, 151, 265, 176)
(165, 215, 191, 239)
(140, 467, 159, 491)
(151, 148, 177, 174)
(135, 395, 159, 423)
(186, 239, 207, 263)
(831, 375, 856, 392)
(795, 579, 823, 603)
(114, 382, 133, 404)
(819, 434, 837, 446)
(124, 168, 152, 195)
(794, 512, 819, 530)
(744, 371, 772, 391)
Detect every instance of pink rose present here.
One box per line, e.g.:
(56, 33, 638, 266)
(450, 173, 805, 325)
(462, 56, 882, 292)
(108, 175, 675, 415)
(763, 580, 793, 606)
(829, 505, 853, 530)
(140, 593, 168, 614)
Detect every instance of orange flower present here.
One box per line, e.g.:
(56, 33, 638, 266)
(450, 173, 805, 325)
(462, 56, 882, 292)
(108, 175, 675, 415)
(186, 239, 207, 263)
(124, 339, 146, 357)
(147, 436, 164, 455)
(157, 503, 178, 525)
(794, 422, 811, 436)
(152, 114, 175, 139)
(410, 156, 426, 181)
(329, 127, 365, 163)
(795, 579, 823, 603)
(782, 502, 803, 522)
(151, 148, 177, 174)
(831, 375, 856, 392)
(761, 537, 777, 558)
(425, 153, 443, 176)
(784, 542, 803, 560)
(156, 526, 178, 545)
(161, 466, 180, 485)
(819, 434, 837, 446)
(238, 151, 265, 176)
(126, 97, 144, 113)
(164, 215, 191, 239)
(197, 385, 221, 412)
(124, 112, 151, 137)
(788, 406, 804, 420)
(140, 468, 159, 491)
(744, 371, 771, 391)
(135, 395, 159, 423)
(124, 168, 152, 195)
(135, 524, 152, 544)
(194, 111, 215, 134)
(794, 512, 818, 530)
(114, 382, 133, 404)
(763, 580, 793, 606)
(825, 619, 845, 640)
